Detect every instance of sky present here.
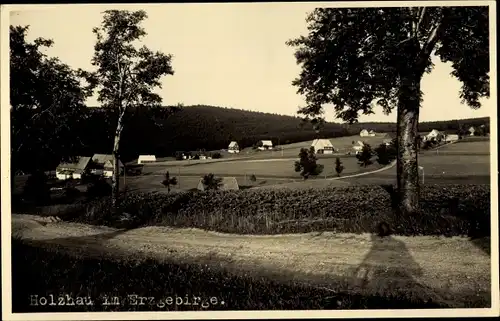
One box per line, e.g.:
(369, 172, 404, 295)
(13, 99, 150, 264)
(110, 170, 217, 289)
(8, 3, 494, 123)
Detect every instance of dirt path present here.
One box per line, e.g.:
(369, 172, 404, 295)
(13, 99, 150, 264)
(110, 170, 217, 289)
(11, 214, 491, 308)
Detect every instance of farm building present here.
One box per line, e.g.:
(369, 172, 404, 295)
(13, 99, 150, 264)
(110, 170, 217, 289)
(228, 141, 240, 154)
(137, 155, 156, 164)
(311, 139, 335, 154)
(91, 154, 124, 177)
(444, 134, 459, 142)
(424, 129, 444, 142)
(468, 126, 476, 136)
(360, 129, 376, 137)
(352, 141, 365, 154)
(258, 140, 273, 150)
(197, 177, 240, 191)
(56, 156, 91, 180)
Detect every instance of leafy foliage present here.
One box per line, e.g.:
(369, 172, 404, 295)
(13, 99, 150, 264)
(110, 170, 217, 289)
(294, 147, 324, 179)
(375, 142, 397, 165)
(22, 171, 51, 205)
(86, 176, 112, 198)
(250, 174, 257, 183)
(335, 157, 344, 176)
(201, 173, 223, 190)
(161, 171, 178, 192)
(10, 25, 92, 174)
(356, 144, 373, 167)
(286, 7, 489, 123)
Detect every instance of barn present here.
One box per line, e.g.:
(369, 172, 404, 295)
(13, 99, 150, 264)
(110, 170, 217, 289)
(138, 155, 156, 164)
(311, 139, 335, 154)
(56, 156, 91, 180)
(258, 140, 273, 151)
(228, 141, 240, 153)
(91, 154, 124, 177)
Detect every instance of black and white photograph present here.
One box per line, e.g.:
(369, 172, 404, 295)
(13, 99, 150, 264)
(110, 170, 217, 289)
(1, 1, 498, 319)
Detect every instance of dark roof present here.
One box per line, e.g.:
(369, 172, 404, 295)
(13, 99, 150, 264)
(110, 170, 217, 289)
(92, 154, 124, 167)
(56, 157, 91, 174)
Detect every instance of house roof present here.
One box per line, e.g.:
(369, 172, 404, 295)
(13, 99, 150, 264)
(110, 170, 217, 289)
(261, 140, 273, 146)
(469, 126, 476, 131)
(228, 141, 239, 148)
(311, 139, 334, 150)
(92, 154, 124, 167)
(427, 129, 442, 136)
(360, 129, 369, 133)
(57, 156, 91, 174)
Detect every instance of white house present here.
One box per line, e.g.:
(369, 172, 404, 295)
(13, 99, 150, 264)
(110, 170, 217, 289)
(258, 140, 273, 150)
(91, 154, 124, 177)
(56, 156, 91, 180)
(425, 129, 444, 142)
(228, 141, 240, 154)
(468, 126, 476, 136)
(352, 141, 365, 154)
(444, 134, 459, 142)
(137, 155, 156, 164)
(360, 129, 375, 137)
(311, 139, 335, 154)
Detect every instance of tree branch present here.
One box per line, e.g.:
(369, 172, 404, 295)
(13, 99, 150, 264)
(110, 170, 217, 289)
(416, 15, 443, 74)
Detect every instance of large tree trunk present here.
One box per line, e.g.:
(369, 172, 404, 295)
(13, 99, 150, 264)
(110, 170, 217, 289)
(111, 112, 125, 214)
(396, 74, 421, 215)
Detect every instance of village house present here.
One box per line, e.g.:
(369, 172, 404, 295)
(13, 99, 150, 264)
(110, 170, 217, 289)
(311, 139, 335, 154)
(352, 141, 365, 154)
(137, 155, 156, 164)
(56, 156, 91, 180)
(258, 140, 273, 151)
(360, 129, 376, 137)
(91, 154, 124, 177)
(424, 129, 444, 142)
(228, 141, 240, 154)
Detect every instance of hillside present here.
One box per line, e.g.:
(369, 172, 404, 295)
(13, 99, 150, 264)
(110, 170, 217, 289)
(74, 104, 489, 163)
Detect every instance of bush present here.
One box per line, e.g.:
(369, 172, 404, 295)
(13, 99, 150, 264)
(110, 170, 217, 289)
(201, 173, 223, 190)
(249, 174, 257, 183)
(23, 171, 51, 205)
(356, 144, 373, 167)
(161, 171, 178, 192)
(374, 143, 396, 165)
(86, 176, 112, 198)
(335, 157, 344, 177)
(68, 184, 490, 237)
(294, 147, 324, 179)
(211, 152, 222, 159)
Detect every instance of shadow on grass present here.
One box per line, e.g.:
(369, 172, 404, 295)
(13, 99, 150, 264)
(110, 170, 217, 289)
(11, 227, 490, 312)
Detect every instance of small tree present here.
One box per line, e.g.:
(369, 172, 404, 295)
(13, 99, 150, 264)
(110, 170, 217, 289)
(202, 173, 223, 190)
(335, 157, 344, 177)
(249, 174, 257, 183)
(356, 144, 373, 167)
(294, 147, 324, 179)
(161, 171, 178, 193)
(375, 143, 397, 165)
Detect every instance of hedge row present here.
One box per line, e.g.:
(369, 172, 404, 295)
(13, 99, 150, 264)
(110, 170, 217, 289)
(66, 184, 491, 237)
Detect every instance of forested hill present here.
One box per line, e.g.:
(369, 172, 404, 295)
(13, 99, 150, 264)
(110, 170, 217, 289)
(82, 104, 489, 162)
